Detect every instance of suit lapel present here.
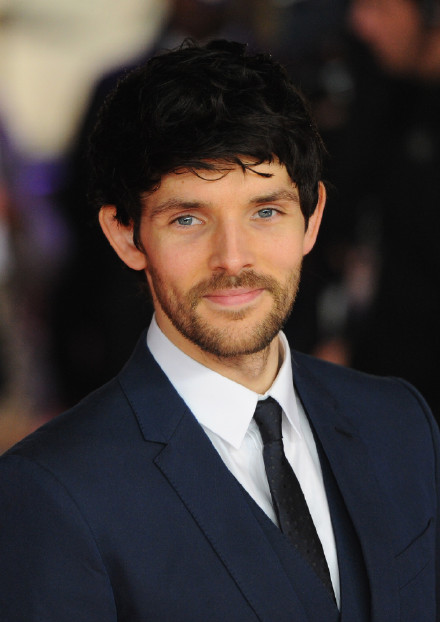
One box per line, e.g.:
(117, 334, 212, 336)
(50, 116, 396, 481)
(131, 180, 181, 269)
(292, 353, 400, 622)
(155, 410, 312, 622)
(119, 335, 309, 622)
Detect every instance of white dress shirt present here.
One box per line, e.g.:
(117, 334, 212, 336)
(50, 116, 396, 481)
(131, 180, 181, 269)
(147, 316, 340, 605)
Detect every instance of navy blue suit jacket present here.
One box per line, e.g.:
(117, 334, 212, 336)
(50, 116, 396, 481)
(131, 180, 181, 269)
(1, 332, 439, 621)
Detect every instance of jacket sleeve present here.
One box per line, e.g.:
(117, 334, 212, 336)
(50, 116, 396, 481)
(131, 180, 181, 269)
(431, 404, 440, 622)
(398, 378, 440, 621)
(0, 453, 117, 621)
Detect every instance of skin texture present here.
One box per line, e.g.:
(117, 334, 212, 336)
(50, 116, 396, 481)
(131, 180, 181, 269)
(99, 161, 325, 393)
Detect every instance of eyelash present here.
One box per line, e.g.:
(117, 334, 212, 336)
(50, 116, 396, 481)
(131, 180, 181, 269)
(172, 207, 281, 227)
(255, 207, 278, 219)
(173, 215, 202, 227)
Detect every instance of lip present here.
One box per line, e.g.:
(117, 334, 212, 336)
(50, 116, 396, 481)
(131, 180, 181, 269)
(203, 288, 264, 307)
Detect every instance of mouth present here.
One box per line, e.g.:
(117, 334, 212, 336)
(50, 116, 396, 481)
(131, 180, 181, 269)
(203, 288, 265, 307)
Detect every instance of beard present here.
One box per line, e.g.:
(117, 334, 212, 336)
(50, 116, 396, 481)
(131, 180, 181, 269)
(147, 265, 301, 358)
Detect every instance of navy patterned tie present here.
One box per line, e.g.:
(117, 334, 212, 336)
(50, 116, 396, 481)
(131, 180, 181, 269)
(254, 397, 334, 598)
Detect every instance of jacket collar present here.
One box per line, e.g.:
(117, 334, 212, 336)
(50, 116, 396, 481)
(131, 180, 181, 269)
(118, 330, 187, 443)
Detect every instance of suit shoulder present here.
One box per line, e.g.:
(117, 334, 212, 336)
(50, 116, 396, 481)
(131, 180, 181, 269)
(1, 377, 135, 466)
(291, 350, 435, 430)
(293, 349, 417, 392)
(291, 350, 440, 487)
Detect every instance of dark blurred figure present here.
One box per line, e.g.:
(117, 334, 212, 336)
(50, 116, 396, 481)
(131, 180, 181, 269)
(321, 0, 440, 417)
(349, 0, 440, 78)
(0, 122, 62, 450)
(54, 0, 253, 407)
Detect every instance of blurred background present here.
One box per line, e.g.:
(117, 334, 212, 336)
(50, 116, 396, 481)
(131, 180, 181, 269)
(1, 0, 439, 452)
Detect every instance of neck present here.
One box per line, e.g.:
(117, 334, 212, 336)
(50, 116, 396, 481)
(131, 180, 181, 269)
(156, 314, 283, 394)
(196, 337, 283, 394)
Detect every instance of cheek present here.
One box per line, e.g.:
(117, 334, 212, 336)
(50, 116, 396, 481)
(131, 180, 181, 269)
(267, 236, 305, 272)
(146, 245, 203, 291)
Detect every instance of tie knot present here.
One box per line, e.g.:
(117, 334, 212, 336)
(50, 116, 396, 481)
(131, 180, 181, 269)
(254, 397, 283, 445)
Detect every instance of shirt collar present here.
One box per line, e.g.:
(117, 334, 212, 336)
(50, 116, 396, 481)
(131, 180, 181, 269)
(147, 315, 302, 449)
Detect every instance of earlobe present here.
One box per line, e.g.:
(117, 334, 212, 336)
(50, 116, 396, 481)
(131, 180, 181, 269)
(303, 181, 326, 256)
(99, 206, 147, 271)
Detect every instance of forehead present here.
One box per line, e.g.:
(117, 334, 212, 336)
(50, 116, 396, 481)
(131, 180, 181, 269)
(143, 160, 297, 208)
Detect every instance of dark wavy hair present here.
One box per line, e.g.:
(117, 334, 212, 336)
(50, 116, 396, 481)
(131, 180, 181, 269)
(88, 39, 325, 245)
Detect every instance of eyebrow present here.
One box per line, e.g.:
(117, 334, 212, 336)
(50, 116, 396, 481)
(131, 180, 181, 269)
(146, 198, 205, 220)
(249, 190, 300, 205)
(145, 189, 300, 219)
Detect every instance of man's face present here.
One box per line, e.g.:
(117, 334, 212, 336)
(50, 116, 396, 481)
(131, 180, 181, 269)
(136, 161, 323, 360)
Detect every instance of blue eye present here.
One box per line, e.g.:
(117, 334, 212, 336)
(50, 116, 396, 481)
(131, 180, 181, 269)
(257, 208, 275, 219)
(176, 215, 197, 226)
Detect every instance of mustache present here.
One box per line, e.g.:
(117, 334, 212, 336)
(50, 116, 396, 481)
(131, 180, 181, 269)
(188, 270, 281, 304)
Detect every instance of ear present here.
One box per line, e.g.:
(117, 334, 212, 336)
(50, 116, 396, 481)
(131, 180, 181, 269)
(302, 181, 326, 256)
(99, 206, 147, 271)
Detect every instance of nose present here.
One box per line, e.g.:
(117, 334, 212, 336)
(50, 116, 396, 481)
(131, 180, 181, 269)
(208, 220, 255, 276)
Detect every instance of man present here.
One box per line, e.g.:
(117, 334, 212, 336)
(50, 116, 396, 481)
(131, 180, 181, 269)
(0, 40, 439, 621)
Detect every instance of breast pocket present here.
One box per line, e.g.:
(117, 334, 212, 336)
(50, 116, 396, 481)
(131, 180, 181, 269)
(396, 518, 436, 622)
